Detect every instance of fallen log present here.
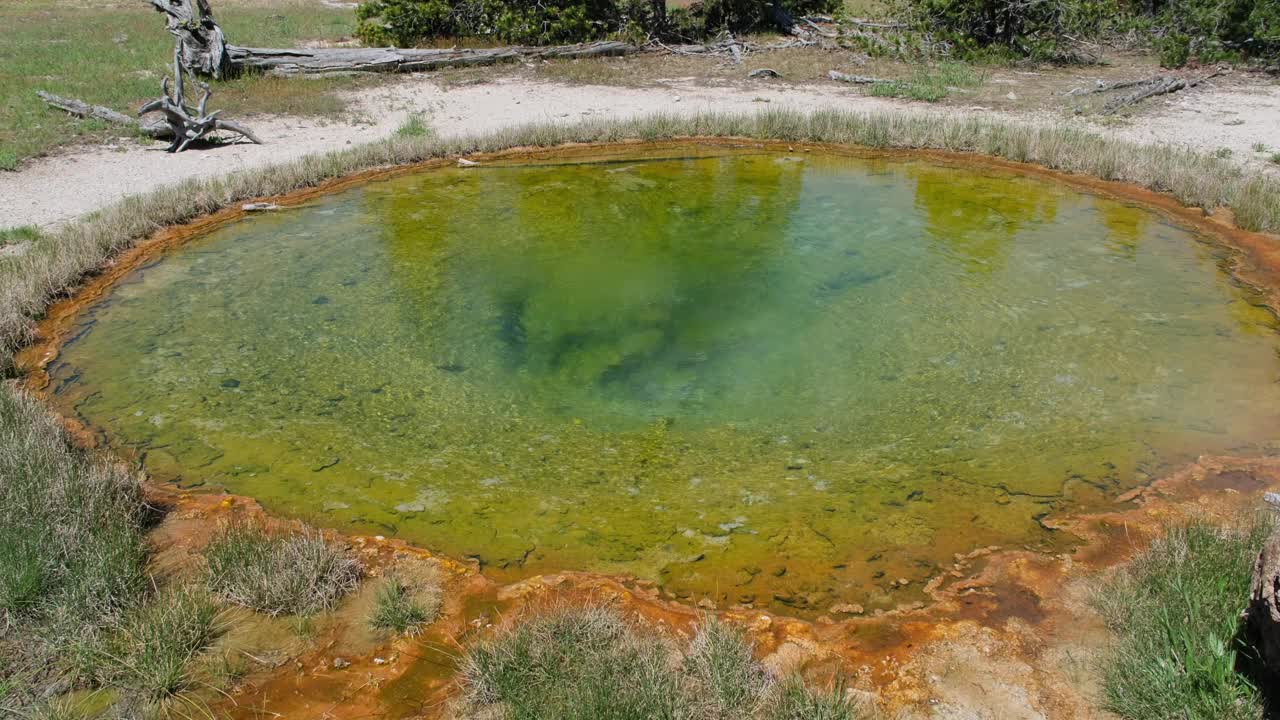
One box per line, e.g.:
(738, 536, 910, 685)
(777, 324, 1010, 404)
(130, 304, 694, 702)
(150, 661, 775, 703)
(828, 70, 890, 84)
(37, 91, 169, 138)
(1102, 76, 1186, 114)
(799, 17, 838, 38)
(1101, 67, 1228, 114)
(225, 40, 634, 75)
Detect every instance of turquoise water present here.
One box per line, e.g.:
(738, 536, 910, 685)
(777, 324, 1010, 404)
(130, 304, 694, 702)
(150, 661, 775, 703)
(48, 151, 1280, 613)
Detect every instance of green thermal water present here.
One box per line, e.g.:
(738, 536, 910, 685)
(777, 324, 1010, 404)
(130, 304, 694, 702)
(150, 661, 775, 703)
(49, 151, 1280, 613)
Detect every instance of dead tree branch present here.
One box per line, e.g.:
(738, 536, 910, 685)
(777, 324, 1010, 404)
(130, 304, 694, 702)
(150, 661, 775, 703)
(37, 91, 169, 137)
(1100, 67, 1229, 114)
(828, 70, 891, 84)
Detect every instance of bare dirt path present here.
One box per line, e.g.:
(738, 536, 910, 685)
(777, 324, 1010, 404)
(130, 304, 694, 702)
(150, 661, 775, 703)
(2, 73, 1278, 229)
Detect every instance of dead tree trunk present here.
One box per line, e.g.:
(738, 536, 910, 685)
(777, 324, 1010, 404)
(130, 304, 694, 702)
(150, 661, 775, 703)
(137, 0, 261, 150)
(1249, 523, 1280, 676)
(147, 0, 230, 79)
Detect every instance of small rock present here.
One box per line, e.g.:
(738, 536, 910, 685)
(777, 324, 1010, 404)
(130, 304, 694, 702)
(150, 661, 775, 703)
(749, 68, 781, 79)
(373, 657, 387, 665)
(332, 657, 350, 669)
(242, 202, 279, 212)
(1005, 91, 1018, 101)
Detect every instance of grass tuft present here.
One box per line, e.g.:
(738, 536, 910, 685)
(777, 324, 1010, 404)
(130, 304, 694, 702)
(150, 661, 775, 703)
(461, 605, 684, 719)
(395, 113, 433, 139)
(0, 226, 40, 247)
(204, 520, 362, 617)
(868, 62, 983, 102)
(95, 585, 221, 709)
(767, 676, 868, 720)
(369, 570, 442, 636)
(684, 618, 771, 717)
(1092, 516, 1274, 720)
(459, 605, 871, 720)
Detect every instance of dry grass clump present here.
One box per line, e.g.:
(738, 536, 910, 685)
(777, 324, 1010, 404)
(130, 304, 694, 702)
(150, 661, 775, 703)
(1092, 516, 1275, 720)
(369, 567, 443, 636)
(458, 605, 873, 720)
(203, 520, 362, 616)
(2, 109, 1278, 378)
(91, 585, 223, 712)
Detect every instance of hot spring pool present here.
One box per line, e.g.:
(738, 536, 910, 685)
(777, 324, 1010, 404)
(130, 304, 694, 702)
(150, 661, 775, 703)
(46, 149, 1280, 613)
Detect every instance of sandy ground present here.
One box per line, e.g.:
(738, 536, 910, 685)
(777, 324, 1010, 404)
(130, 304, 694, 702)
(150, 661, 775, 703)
(3, 73, 1279, 230)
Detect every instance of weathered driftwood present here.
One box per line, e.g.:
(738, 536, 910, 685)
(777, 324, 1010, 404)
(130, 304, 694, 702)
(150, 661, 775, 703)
(799, 17, 838, 38)
(224, 40, 633, 75)
(147, 0, 230, 79)
(1248, 522, 1280, 675)
(36, 91, 170, 138)
(654, 36, 813, 61)
(140, 75, 262, 152)
(1101, 67, 1228, 114)
(828, 70, 890, 85)
(38, 82, 261, 149)
(1101, 76, 1187, 114)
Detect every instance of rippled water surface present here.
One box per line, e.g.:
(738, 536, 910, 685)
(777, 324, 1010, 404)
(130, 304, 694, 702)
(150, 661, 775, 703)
(50, 150, 1280, 612)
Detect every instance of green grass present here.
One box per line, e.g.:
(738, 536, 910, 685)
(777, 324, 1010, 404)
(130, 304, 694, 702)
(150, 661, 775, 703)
(369, 571, 441, 635)
(94, 585, 222, 712)
(395, 113, 434, 139)
(0, 225, 40, 247)
(459, 605, 872, 720)
(1092, 517, 1275, 720)
(1270, 152, 1280, 165)
(204, 520, 362, 616)
(0, 388, 150, 708)
(768, 677, 867, 720)
(867, 62, 984, 102)
(0, 0, 360, 166)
